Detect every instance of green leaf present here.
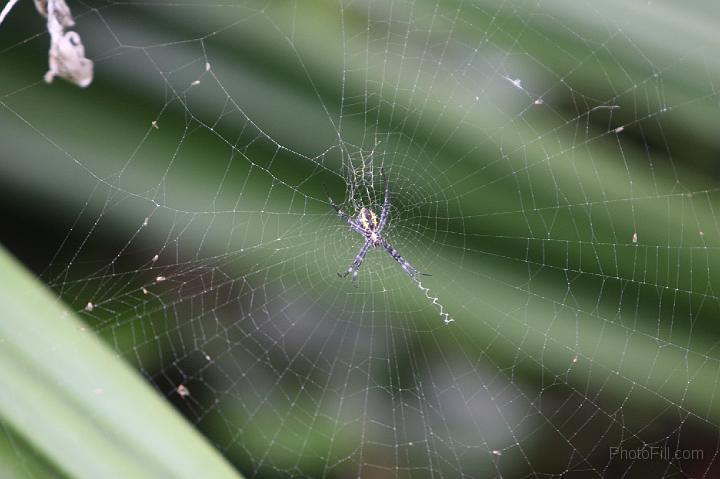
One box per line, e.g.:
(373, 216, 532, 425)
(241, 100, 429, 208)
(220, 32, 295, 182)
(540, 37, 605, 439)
(0, 245, 242, 479)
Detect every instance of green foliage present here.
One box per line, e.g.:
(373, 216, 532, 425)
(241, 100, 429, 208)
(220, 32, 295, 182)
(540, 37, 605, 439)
(0, 247, 241, 479)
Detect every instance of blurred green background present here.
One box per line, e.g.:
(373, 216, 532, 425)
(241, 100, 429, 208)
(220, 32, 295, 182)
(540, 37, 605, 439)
(2, 0, 720, 477)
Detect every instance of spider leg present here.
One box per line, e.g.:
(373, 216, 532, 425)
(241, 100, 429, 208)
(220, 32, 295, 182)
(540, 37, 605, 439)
(324, 184, 366, 235)
(377, 168, 390, 232)
(382, 239, 430, 280)
(339, 240, 372, 287)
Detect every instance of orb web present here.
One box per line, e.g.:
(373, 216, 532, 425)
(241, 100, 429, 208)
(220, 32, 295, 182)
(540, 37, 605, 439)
(1, 0, 720, 477)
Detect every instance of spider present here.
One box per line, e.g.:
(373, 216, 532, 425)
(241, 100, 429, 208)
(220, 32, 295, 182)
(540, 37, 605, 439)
(326, 169, 428, 287)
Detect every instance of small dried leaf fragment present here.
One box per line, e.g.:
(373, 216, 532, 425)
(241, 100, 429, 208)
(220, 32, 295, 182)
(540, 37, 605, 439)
(33, 0, 48, 18)
(35, 0, 93, 87)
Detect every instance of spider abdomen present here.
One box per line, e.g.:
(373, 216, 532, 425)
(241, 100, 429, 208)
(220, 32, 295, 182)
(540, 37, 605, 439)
(358, 207, 378, 231)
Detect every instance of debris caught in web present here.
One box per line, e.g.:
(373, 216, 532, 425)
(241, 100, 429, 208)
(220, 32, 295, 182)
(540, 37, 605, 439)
(34, 0, 94, 87)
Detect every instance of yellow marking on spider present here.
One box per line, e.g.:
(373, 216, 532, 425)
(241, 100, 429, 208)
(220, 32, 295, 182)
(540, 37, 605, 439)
(359, 208, 370, 230)
(359, 208, 379, 230)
